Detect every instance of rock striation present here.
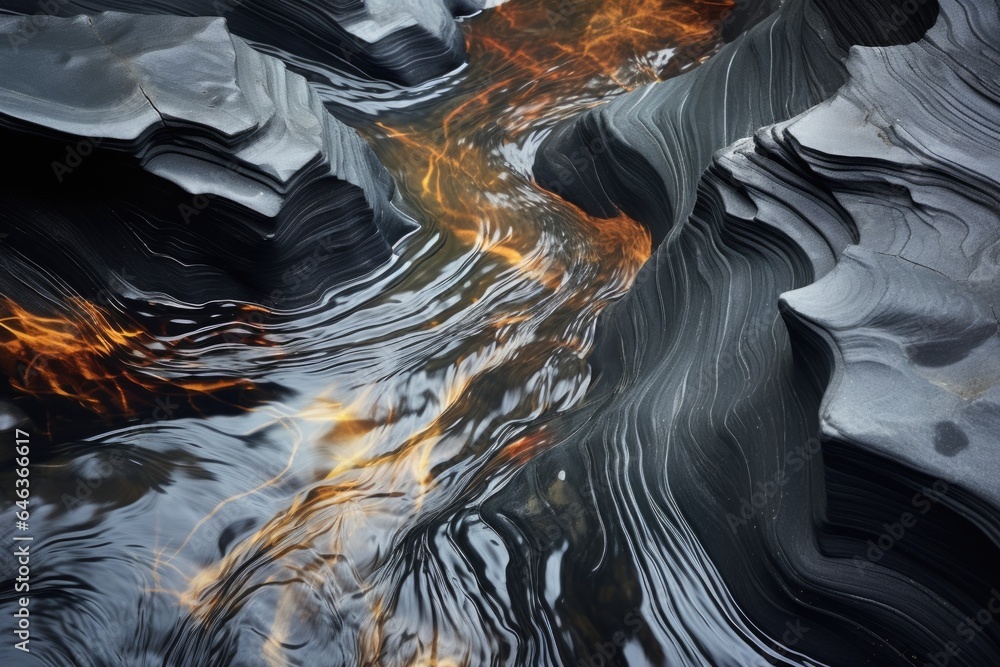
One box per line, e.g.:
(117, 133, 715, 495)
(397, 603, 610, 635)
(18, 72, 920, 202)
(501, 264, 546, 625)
(0, 0, 997, 665)
(533, 0, 939, 246)
(0, 0, 503, 86)
(0, 13, 415, 307)
(484, 0, 1000, 664)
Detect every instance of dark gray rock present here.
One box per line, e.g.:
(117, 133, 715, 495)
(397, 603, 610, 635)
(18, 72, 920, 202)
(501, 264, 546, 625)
(0, 0, 504, 86)
(0, 13, 415, 307)
(533, 0, 939, 246)
(467, 0, 1000, 664)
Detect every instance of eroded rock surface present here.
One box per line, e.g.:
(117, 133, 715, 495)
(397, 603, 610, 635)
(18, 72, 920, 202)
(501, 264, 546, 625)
(0, 0, 503, 85)
(0, 13, 414, 307)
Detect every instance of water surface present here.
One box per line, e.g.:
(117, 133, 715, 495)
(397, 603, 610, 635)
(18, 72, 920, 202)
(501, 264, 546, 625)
(0, 2, 730, 663)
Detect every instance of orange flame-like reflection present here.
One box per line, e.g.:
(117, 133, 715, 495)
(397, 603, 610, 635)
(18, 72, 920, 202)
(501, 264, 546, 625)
(0, 297, 267, 428)
(2, 0, 731, 662)
(173, 1, 731, 662)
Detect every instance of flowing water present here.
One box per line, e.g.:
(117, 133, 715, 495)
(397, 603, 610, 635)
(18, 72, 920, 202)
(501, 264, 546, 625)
(1, 1, 730, 664)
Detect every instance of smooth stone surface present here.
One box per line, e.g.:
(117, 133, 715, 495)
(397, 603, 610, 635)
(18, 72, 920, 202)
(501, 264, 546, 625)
(0, 0, 506, 86)
(472, 0, 1000, 664)
(0, 13, 415, 307)
(533, 0, 939, 246)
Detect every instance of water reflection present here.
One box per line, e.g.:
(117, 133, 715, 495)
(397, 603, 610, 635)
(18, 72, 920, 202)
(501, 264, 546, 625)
(0, 1, 729, 664)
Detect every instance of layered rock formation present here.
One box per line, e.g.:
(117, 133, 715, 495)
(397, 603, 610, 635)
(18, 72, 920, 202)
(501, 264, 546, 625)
(485, 0, 1000, 664)
(0, 0, 996, 664)
(534, 0, 939, 245)
(0, 13, 414, 307)
(0, 0, 503, 85)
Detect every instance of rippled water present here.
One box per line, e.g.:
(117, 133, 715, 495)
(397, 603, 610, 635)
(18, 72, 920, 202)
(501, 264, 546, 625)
(1, 2, 729, 664)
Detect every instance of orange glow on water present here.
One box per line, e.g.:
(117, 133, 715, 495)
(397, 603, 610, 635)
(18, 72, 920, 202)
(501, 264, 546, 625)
(488, 0, 726, 92)
(0, 297, 266, 426)
(1, 0, 731, 661)
(168, 3, 730, 660)
(366, 0, 732, 301)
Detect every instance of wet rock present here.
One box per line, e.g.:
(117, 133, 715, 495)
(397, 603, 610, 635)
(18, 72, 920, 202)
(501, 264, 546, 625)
(0, 13, 415, 307)
(0, 0, 507, 85)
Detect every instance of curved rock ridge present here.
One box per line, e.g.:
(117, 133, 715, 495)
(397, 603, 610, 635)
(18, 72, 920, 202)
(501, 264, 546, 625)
(533, 0, 939, 247)
(0, 0, 503, 86)
(422, 0, 1000, 665)
(718, 0, 781, 42)
(0, 12, 415, 307)
(776, 0, 1000, 530)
